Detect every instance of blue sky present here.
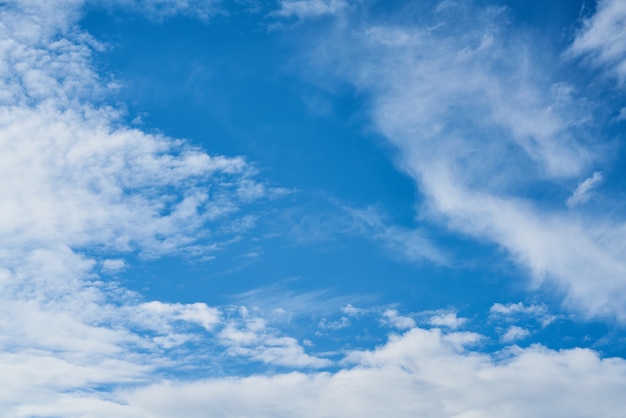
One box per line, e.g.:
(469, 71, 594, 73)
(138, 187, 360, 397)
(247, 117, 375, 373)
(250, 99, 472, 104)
(2, 0, 626, 416)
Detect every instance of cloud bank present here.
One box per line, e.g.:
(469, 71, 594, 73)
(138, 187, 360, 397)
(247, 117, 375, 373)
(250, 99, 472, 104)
(124, 327, 626, 418)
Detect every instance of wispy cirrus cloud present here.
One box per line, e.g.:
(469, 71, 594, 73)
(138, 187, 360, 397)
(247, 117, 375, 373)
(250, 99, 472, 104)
(295, 1, 626, 322)
(568, 0, 626, 84)
(283, 198, 445, 264)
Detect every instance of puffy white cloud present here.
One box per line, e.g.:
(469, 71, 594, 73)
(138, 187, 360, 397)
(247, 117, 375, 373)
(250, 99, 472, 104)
(139, 301, 221, 331)
(381, 309, 416, 330)
(429, 312, 468, 329)
(500, 326, 531, 343)
(219, 307, 331, 368)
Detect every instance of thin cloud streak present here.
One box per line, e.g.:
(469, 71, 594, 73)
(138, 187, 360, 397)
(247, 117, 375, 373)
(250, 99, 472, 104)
(567, 171, 603, 208)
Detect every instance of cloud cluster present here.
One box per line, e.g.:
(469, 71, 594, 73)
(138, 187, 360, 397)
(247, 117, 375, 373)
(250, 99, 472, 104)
(0, 0, 295, 413)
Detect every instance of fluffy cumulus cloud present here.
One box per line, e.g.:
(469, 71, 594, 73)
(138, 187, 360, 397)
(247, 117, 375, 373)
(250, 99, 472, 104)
(297, 0, 626, 322)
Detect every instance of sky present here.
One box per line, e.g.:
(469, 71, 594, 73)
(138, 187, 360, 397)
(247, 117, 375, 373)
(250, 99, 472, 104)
(2, 0, 626, 416)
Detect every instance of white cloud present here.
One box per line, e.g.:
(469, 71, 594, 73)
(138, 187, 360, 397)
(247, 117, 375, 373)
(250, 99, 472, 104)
(297, 1, 626, 322)
(500, 326, 531, 343)
(219, 308, 331, 368)
(429, 312, 468, 329)
(318, 316, 351, 330)
(101, 258, 126, 273)
(139, 301, 221, 331)
(568, 0, 626, 84)
(489, 302, 557, 328)
(122, 327, 626, 418)
(341, 303, 365, 317)
(567, 171, 603, 208)
(0, 1, 268, 256)
(381, 309, 416, 330)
